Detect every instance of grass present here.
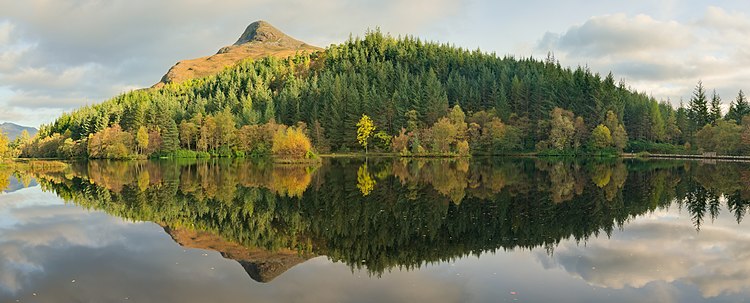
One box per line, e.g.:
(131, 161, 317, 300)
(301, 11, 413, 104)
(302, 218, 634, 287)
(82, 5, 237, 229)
(0, 158, 69, 172)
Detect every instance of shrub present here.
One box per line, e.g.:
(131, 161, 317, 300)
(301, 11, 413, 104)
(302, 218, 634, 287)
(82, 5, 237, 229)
(272, 127, 313, 159)
(626, 140, 687, 154)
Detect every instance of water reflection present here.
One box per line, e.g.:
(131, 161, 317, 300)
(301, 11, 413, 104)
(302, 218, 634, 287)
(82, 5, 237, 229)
(3, 158, 750, 300)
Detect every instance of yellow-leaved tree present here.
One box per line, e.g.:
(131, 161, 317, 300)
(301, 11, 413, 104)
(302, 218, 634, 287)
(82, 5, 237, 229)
(0, 132, 8, 158)
(356, 114, 376, 154)
(357, 163, 376, 196)
(136, 126, 149, 155)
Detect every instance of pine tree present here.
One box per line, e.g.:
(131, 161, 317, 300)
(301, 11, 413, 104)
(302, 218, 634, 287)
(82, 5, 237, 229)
(688, 81, 710, 133)
(710, 90, 722, 126)
(726, 90, 750, 124)
(240, 94, 259, 125)
(421, 70, 448, 125)
(264, 98, 276, 123)
(161, 119, 179, 153)
(676, 100, 689, 144)
(664, 110, 681, 143)
(649, 101, 665, 141)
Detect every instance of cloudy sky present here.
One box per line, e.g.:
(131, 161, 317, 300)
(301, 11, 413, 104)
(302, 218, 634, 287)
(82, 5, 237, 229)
(2, 0, 750, 127)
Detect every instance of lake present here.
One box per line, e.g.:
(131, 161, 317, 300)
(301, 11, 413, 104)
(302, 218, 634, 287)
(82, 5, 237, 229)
(1, 157, 749, 302)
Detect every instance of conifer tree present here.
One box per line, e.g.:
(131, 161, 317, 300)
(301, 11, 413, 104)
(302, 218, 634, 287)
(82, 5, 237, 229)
(688, 81, 710, 131)
(726, 90, 750, 124)
(710, 90, 722, 126)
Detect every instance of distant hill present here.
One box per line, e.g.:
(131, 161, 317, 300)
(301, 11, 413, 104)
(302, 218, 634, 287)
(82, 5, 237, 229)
(154, 20, 321, 87)
(0, 122, 37, 141)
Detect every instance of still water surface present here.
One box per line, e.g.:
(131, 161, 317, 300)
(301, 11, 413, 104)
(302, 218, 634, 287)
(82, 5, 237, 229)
(1, 158, 750, 302)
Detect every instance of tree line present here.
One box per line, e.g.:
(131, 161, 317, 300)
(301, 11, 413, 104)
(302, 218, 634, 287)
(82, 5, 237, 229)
(9, 30, 750, 159)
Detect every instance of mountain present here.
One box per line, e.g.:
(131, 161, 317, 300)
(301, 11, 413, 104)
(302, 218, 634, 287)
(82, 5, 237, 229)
(155, 20, 321, 87)
(0, 122, 37, 141)
(162, 225, 311, 283)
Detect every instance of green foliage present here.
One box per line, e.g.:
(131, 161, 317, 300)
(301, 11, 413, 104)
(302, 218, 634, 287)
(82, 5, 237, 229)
(88, 125, 134, 159)
(29, 31, 750, 158)
(626, 140, 686, 154)
(710, 90, 722, 126)
(688, 81, 711, 133)
(591, 125, 612, 149)
(430, 118, 457, 153)
(168, 149, 202, 159)
(136, 126, 149, 154)
(373, 131, 391, 151)
(161, 119, 179, 153)
(726, 90, 750, 124)
(694, 120, 744, 155)
(551, 108, 576, 150)
(604, 111, 628, 151)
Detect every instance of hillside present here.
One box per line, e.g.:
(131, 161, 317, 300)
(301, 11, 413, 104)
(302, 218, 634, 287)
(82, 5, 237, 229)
(154, 21, 321, 87)
(27, 22, 741, 159)
(0, 122, 37, 141)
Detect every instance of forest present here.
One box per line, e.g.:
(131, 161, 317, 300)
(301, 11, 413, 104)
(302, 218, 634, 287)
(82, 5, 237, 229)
(4, 30, 750, 159)
(14, 158, 750, 275)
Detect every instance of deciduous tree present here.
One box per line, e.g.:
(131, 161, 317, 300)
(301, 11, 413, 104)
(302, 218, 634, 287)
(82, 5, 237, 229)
(356, 114, 376, 154)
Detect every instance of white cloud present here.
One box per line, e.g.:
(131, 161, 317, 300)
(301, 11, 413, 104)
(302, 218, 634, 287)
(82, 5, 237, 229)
(539, 14, 692, 57)
(537, 8, 750, 108)
(700, 6, 750, 32)
(0, 21, 13, 45)
(3, 65, 95, 90)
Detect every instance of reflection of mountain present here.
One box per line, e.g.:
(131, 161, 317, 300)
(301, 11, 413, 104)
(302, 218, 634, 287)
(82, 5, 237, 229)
(22, 158, 750, 281)
(2, 176, 37, 193)
(162, 225, 311, 283)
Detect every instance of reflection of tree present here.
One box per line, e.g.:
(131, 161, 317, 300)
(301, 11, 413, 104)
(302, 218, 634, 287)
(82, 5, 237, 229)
(356, 163, 375, 196)
(26, 158, 750, 277)
(591, 164, 612, 188)
(680, 162, 750, 228)
(535, 160, 587, 203)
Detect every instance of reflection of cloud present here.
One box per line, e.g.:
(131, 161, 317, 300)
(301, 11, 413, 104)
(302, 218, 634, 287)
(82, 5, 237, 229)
(0, 186, 470, 302)
(538, 208, 750, 298)
(0, 190, 136, 294)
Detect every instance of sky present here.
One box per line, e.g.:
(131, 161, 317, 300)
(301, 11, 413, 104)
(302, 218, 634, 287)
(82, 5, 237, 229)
(2, 0, 750, 127)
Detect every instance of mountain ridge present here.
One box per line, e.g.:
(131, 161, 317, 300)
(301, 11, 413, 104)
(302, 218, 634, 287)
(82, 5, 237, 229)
(0, 122, 38, 141)
(155, 20, 321, 87)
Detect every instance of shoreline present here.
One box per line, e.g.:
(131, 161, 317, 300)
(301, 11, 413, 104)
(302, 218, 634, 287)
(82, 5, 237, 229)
(623, 153, 750, 162)
(7, 153, 750, 162)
